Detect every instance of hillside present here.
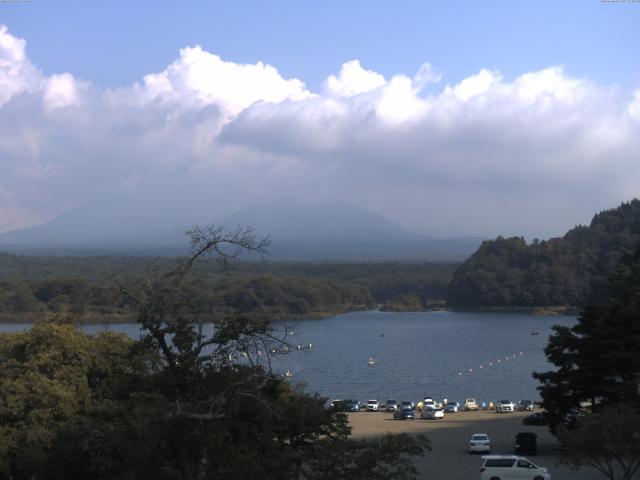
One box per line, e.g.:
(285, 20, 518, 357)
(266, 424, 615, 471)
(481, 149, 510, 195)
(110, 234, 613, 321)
(447, 199, 640, 307)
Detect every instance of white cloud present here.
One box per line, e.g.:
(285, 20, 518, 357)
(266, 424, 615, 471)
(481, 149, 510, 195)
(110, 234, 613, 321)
(325, 60, 386, 97)
(107, 45, 311, 119)
(0, 24, 639, 239)
(629, 89, 640, 119)
(42, 73, 86, 111)
(445, 68, 501, 101)
(413, 62, 441, 91)
(0, 25, 40, 107)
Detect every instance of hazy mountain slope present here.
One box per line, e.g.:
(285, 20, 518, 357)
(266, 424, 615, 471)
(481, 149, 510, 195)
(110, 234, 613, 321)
(0, 198, 482, 260)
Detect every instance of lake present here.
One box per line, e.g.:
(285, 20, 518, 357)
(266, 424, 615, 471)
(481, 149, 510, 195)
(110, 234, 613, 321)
(0, 310, 575, 406)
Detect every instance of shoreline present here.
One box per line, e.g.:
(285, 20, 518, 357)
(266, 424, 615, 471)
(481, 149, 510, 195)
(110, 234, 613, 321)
(0, 304, 578, 325)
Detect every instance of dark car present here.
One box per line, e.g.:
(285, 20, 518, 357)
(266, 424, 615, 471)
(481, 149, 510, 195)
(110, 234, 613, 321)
(384, 400, 399, 412)
(330, 399, 358, 412)
(394, 408, 415, 420)
(523, 412, 548, 426)
(515, 432, 537, 455)
(518, 400, 534, 411)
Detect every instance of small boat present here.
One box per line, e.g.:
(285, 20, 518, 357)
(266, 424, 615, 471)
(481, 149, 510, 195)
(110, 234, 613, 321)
(368, 356, 376, 366)
(284, 370, 293, 377)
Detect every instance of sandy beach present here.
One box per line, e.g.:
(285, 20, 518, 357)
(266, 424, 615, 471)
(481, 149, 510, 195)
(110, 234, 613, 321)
(348, 410, 603, 480)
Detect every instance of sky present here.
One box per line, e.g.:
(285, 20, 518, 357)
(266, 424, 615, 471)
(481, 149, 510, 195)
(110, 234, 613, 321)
(1, 0, 639, 239)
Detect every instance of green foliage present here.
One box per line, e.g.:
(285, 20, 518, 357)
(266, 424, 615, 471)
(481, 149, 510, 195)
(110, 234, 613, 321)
(380, 292, 423, 312)
(0, 252, 457, 321)
(302, 433, 431, 480)
(0, 227, 432, 479)
(0, 315, 146, 479)
(448, 199, 640, 307)
(558, 405, 640, 480)
(534, 246, 640, 432)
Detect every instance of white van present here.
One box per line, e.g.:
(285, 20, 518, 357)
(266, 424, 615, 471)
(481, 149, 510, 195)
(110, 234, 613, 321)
(479, 455, 550, 480)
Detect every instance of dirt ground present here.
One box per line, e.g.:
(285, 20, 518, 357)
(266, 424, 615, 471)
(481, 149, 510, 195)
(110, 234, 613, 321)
(347, 410, 604, 480)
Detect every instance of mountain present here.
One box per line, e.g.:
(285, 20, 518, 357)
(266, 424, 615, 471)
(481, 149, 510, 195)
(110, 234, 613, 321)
(218, 199, 482, 260)
(447, 199, 640, 307)
(0, 198, 482, 260)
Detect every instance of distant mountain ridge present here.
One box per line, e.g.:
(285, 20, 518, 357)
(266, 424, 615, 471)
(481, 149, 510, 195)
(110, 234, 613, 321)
(447, 199, 640, 307)
(0, 198, 482, 260)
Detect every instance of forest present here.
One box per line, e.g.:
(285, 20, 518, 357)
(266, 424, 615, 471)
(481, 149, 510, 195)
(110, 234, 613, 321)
(0, 253, 457, 322)
(3, 199, 640, 321)
(447, 200, 640, 308)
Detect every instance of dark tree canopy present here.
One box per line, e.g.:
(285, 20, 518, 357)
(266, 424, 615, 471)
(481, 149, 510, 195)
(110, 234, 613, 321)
(558, 405, 640, 480)
(448, 199, 640, 307)
(533, 245, 640, 432)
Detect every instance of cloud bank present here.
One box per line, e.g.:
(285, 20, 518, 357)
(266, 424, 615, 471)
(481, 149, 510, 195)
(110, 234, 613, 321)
(1, 25, 639, 238)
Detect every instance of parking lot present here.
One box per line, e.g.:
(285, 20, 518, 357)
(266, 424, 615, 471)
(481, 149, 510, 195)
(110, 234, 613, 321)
(347, 410, 604, 480)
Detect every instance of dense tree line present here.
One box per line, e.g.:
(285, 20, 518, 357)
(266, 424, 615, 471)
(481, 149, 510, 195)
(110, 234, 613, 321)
(533, 245, 640, 480)
(0, 275, 374, 322)
(0, 227, 431, 479)
(0, 253, 456, 321)
(448, 199, 640, 307)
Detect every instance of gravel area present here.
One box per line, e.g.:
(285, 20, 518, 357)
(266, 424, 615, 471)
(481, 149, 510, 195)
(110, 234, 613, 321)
(347, 410, 604, 480)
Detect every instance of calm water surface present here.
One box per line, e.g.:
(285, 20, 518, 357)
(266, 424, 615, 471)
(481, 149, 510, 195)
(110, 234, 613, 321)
(1, 310, 575, 405)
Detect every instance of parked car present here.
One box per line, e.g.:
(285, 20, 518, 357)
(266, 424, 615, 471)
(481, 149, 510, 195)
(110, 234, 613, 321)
(330, 399, 360, 412)
(469, 433, 491, 453)
(423, 397, 436, 409)
(384, 400, 399, 412)
(479, 455, 550, 480)
(444, 401, 460, 413)
(523, 412, 548, 426)
(393, 407, 415, 420)
(421, 408, 444, 419)
(365, 399, 379, 411)
(515, 432, 538, 455)
(329, 399, 346, 411)
(464, 397, 479, 411)
(400, 400, 415, 410)
(497, 399, 515, 413)
(518, 400, 534, 411)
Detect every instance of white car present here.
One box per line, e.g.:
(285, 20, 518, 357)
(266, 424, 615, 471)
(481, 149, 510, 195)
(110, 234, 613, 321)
(421, 408, 444, 419)
(365, 399, 379, 411)
(423, 397, 436, 409)
(465, 397, 479, 411)
(497, 399, 515, 413)
(479, 455, 550, 480)
(469, 433, 491, 453)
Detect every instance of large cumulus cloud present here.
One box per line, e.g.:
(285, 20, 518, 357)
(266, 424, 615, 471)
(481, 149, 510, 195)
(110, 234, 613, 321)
(0, 25, 638, 237)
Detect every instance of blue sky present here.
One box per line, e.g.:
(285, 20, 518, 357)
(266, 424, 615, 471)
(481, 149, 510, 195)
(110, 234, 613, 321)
(0, 1, 639, 240)
(4, 0, 639, 90)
